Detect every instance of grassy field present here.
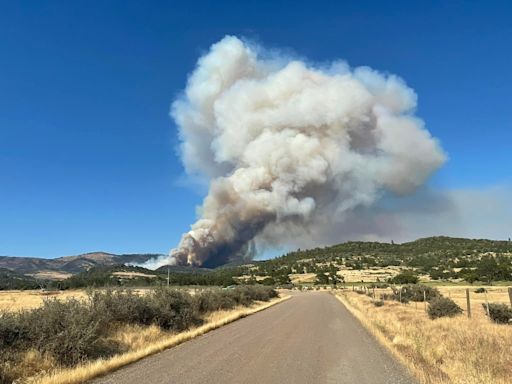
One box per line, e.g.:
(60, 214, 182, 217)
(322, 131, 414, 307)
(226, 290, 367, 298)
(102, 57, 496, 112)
(437, 286, 510, 320)
(335, 287, 512, 384)
(0, 287, 218, 312)
(0, 290, 88, 311)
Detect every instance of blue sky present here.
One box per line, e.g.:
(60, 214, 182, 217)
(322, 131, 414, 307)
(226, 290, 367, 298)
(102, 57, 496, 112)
(1, 1, 511, 258)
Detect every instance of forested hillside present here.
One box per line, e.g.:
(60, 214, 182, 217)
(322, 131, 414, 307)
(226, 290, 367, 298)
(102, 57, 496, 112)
(250, 236, 512, 285)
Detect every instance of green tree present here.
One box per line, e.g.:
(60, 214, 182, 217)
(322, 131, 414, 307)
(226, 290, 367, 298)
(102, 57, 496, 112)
(391, 271, 419, 284)
(315, 272, 329, 285)
(476, 256, 500, 284)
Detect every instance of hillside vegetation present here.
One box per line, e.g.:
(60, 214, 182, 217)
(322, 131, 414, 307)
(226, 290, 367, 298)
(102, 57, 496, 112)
(0, 269, 40, 290)
(249, 236, 512, 285)
(1, 237, 511, 290)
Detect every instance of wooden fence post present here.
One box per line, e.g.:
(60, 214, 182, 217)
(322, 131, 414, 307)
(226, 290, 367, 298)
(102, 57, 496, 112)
(484, 291, 490, 318)
(466, 288, 471, 318)
(508, 287, 512, 308)
(424, 290, 427, 313)
(399, 289, 402, 304)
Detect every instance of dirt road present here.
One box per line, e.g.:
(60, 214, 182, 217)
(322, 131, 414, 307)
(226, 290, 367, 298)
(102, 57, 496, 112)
(93, 292, 416, 384)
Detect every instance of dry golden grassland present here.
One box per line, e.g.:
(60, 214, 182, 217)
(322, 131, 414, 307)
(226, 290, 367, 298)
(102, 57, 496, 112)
(235, 275, 272, 282)
(335, 289, 512, 384)
(111, 271, 157, 279)
(15, 295, 289, 384)
(0, 288, 158, 312)
(289, 272, 316, 283)
(437, 286, 510, 320)
(289, 265, 410, 284)
(0, 290, 88, 311)
(25, 271, 73, 280)
(338, 266, 401, 283)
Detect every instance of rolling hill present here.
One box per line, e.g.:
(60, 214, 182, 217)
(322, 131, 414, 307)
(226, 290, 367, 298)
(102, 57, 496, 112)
(0, 252, 163, 278)
(1, 237, 511, 287)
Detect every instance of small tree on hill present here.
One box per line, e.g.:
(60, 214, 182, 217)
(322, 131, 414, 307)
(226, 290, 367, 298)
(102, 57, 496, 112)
(329, 271, 341, 286)
(315, 272, 329, 285)
(391, 271, 419, 284)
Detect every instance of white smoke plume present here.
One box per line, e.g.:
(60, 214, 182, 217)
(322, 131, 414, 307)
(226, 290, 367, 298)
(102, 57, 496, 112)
(166, 36, 446, 267)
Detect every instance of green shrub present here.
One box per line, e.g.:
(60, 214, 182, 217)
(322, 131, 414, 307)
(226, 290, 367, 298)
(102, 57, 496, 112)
(149, 288, 201, 331)
(483, 303, 512, 324)
(474, 287, 486, 293)
(89, 289, 154, 325)
(391, 271, 419, 284)
(373, 300, 385, 307)
(0, 312, 28, 350)
(400, 284, 441, 302)
(24, 298, 114, 365)
(382, 288, 409, 303)
(240, 285, 277, 301)
(381, 284, 440, 304)
(427, 297, 463, 319)
(194, 289, 237, 312)
(259, 277, 275, 285)
(369, 283, 389, 289)
(225, 287, 252, 306)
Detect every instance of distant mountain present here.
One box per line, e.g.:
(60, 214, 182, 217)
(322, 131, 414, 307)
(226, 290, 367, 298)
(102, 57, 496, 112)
(0, 252, 164, 279)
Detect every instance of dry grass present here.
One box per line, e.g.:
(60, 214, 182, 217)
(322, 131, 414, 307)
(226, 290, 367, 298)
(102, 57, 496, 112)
(0, 288, 158, 312)
(289, 273, 316, 283)
(236, 275, 272, 282)
(110, 324, 166, 351)
(438, 286, 510, 320)
(25, 295, 290, 384)
(2, 350, 56, 382)
(25, 271, 73, 280)
(0, 290, 88, 311)
(335, 290, 512, 384)
(289, 266, 404, 284)
(338, 266, 401, 283)
(111, 271, 157, 279)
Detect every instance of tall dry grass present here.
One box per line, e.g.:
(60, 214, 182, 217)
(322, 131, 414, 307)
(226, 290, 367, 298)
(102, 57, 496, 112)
(0, 290, 88, 312)
(437, 286, 510, 320)
(335, 290, 512, 384)
(0, 288, 159, 313)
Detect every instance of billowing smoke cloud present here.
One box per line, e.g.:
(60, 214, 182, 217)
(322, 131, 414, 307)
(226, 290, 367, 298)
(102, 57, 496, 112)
(165, 36, 446, 267)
